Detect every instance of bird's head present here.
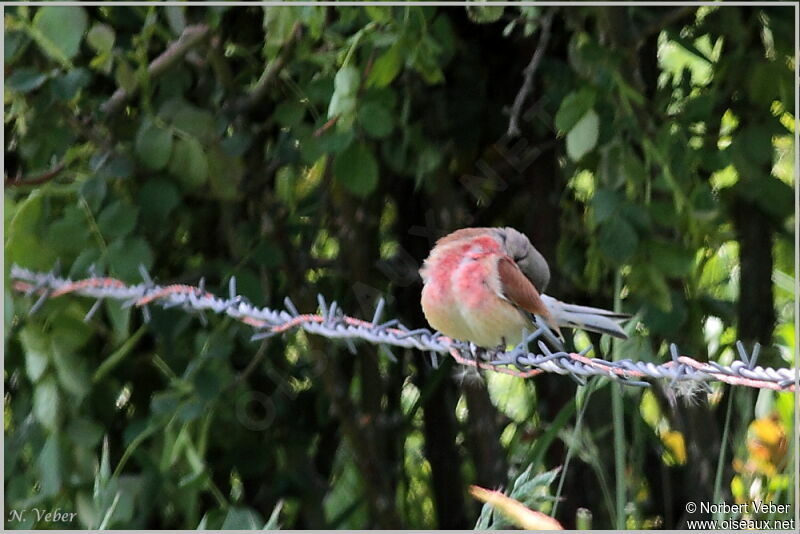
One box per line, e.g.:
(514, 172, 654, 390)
(495, 227, 551, 292)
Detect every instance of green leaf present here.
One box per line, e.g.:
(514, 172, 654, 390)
(253, 241, 285, 269)
(45, 209, 90, 255)
(262, 6, 300, 58)
(115, 60, 137, 93)
(591, 188, 620, 224)
(191, 360, 227, 401)
(52, 344, 91, 399)
(555, 89, 597, 134)
(688, 184, 721, 222)
(357, 101, 394, 139)
(566, 109, 599, 161)
(106, 237, 154, 281)
(365, 5, 392, 22)
(67, 417, 104, 448)
(411, 37, 445, 84)
(8, 189, 43, 238)
(598, 145, 623, 188)
(367, 42, 403, 88)
(273, 100, 306, 127)
(621, 149, 647, 184)
(466, 5, 505, 24)
(221, 507, 264, 530)
(275, 166, 297, 207)
(732, 124, 773, 167)
(32, 6, 88, 62)
(34, 376, 61, 432)
(735, 175, 794, 220)
(328, 65, 360, 128)
(171, 104, 217, 145)
(317, 129, 354, 154)
(333, 142, 379, 197)
(70, 248, 104, 279)
(21, 326, 50, 383)
(6, 191, 56, 270)
(7, 67, 48, 93)
(96, 152, 135, 181)
(648, 240, 695, 278)
(104, 300, 132, 346)
(38, 434, 63, 497)
(5, 30, 31, 63)
(137, 178, 181, 223)
(177, 397, 204, 422)
(207, 145, 243, 200)
(169, 137, 208, 189)
(487, 372, 535, 422)
(598, 216, 638, 265)
(619, 203, 652, 232)
(416, 145, 442, 179)
(336, 66, 360, 95)
(632, 264, 672, 312)
(165, 6, 187, 35)
(51, 68, 91, 100)
(683, 94, 715, 122)
(50, 308, 93, 353)
(98, 201, 139, 240)
(135, 119, 174, 171)
(87, 23, 115, 54)
(79, 176, 107, 212)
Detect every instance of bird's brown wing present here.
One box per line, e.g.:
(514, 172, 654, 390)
(497, 256, 560, 334)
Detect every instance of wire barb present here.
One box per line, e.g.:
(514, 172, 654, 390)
(9, 265, 798, 392)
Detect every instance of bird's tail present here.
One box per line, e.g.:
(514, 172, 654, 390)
(541, 295, 630, 339)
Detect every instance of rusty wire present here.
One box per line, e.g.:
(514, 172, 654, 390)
(9, 265, 797, 392)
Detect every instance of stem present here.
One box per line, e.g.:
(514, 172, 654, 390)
(507, 9, 555, 137)
(552, 378, 597, 518)
(712, 387, 734, 521)
(102, 24, 211, 116)
(611, 271, 626, 529)
(227, 22, 302, 115)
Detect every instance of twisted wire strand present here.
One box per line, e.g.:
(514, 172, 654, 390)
(9, 265, 797, 392)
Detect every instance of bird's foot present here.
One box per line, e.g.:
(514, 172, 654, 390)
(489, 341, 508, 360)
(468, 342, 482, 361)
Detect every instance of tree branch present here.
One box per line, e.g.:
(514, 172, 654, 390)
(101, 24, 211, 116)
(4, 161, 66, 187)
(227, 23, 303, 115)
(507, 10, 555, 138)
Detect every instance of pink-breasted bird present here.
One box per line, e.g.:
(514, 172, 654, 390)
(419, 227, 628, 348)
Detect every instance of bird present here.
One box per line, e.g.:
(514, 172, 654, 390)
(419, 227, 629, 348)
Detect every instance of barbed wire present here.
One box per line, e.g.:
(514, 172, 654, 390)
(9, 265, 798, 392)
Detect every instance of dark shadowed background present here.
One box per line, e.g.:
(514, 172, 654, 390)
(4, 4, 796, 529)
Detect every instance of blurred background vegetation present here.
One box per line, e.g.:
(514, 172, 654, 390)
(4, 4, 796, 529)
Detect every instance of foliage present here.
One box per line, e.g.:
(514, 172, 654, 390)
(4, 5, 795, 529)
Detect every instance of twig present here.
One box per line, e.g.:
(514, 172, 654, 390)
(207, 35, 235, 92)
(227, 23, 303, 115)
(228, 340, 270, 390)
(636, 6, 696, 46)
(313, 116, 339, 137)
(101, 24, 212, 116)
(4, 161, 67, 187)
(507, 10, 555, 138)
